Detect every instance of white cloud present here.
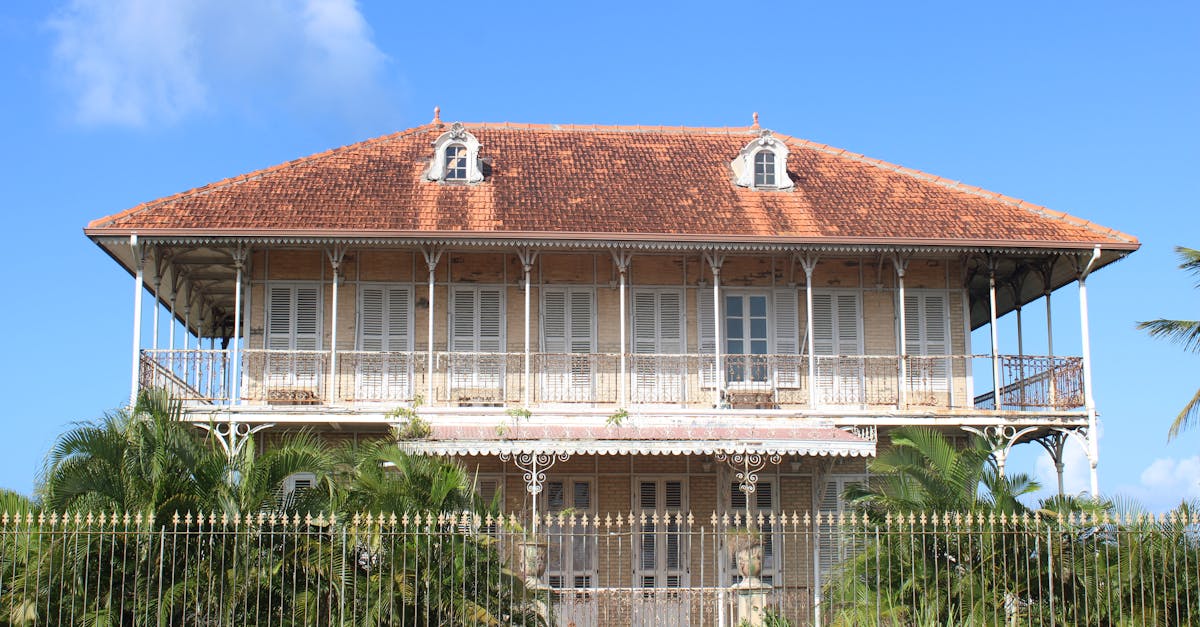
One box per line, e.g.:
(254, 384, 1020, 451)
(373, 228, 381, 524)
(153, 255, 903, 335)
(48, 0, 389, 127)
(1115, 455, 1200, 512)
(1033, 434, 1094, 498)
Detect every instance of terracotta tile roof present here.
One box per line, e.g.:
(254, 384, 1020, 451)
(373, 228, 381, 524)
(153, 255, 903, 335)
(85, 122, 1137, 249)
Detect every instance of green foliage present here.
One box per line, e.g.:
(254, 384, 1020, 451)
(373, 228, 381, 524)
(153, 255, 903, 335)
(497, 406, 532, 438)
(11, 388, 545, 626)
(606, 407, 629, 427)
(1137, 246, 1200, 439)
(824, 427, 1200, 625)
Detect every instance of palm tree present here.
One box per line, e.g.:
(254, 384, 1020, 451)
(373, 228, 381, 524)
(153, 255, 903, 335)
(40, 388, 211, 519)
(843, 426, 1040, 518)
(826, 427, 1115, 625)
(1137, 246, 1200, 439)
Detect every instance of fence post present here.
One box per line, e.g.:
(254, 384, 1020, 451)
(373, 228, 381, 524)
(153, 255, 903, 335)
(1046, 519, 1055, 620)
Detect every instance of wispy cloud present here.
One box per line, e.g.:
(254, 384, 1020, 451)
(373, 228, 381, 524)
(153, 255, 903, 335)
(48, 0, 390, 127)
(1033, 433, 1093, 498)
(1115, 455, 1200, 512)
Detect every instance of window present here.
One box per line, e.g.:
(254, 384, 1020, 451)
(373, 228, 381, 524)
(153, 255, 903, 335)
(696, 289, 800, 388)
(426, 122, 484, 183)
(729, 480, 778, 585)
(732, 130, 794, 190)
(634, 478, 687, 589)
(754, 150, 776, 187)
(356, 284, 412, 400)
(817, 475, 867, 578)
(631, 289, 685, 403)
(544, 478, 595, 589)
(281, 472, 317, 509)
(541, 288, 595, 402)
(903, 291, 951, 397)
(444, 144, 467, 180)
(264, 282, 322, 392)
(811, 290, 864, 405)
(449, 286, 505, 397)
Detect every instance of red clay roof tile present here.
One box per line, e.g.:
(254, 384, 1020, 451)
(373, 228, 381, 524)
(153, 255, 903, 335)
(85, 122, 1137, 249)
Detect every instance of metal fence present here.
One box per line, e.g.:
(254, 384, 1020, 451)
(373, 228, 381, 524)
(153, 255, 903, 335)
(1, 509, 1196, 626)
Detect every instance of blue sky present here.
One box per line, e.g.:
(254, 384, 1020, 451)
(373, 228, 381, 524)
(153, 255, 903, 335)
(0, 1, 1196, 509)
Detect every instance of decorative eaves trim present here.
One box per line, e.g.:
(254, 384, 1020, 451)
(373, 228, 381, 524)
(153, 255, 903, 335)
(397, 438, 876, 457)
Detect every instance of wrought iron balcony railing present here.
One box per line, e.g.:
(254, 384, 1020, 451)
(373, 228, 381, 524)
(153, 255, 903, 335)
(139, 349, 1084, 412)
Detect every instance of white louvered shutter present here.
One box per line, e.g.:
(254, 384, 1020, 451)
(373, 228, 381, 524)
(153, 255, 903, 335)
(905, 292, 949, 395)
(542, 290, 567, 354)
(773, 288, 800, 387)
(451, 289, 478, 352)
(450, 287, 505, 391)
(632, 290, 684, 403)
(265, 284, 321, 389)
(267, 286, 294, 351)
(478, 289, 503, 353)
(812, 292, 862, 404)
(811, 293, 835, 401)
(698, 289, 716, 387)
(357, 287, 385, 397)
(541, 288, 593, 401)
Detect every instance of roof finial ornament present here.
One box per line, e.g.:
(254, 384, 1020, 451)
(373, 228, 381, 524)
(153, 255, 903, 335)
(752, 112, 760, 129)
(433, 106, 442, 126)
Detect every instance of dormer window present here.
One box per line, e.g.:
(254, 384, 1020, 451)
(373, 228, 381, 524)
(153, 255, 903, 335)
(732, 130, 794, 190)
(754, 150, 776, 187)
(426, 123, 485, 183)
(444, 144, 468, 180)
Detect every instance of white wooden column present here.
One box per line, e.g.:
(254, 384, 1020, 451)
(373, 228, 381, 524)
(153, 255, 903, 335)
(612, 250, 633, 407)
(129, 235, 145, 406)
(703, 252, 725, 406)
(798, 254, 819, 409)
(518, 248, 539, 407)
(423, 247, 444, 404)
(326, 246, 347, 404)
(894, 254, 910, 409)
(987, 259, 1002, 410)
(1039, 258, 1057, 405)
(231, 245, 249, 405)
(149, 250, 161, 351)
(1076, 247, 1102, 496)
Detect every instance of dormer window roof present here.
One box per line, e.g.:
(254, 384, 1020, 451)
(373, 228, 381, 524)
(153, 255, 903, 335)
(732, 130, 794, 190)
(426, 123, 484, 183)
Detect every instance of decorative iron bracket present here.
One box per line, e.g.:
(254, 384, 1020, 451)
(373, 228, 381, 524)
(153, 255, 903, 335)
(196, 421, 275, 459)
(715, 451, 781, 494)
(962, 424, 1038, 477)
(499, 451, 571, 496)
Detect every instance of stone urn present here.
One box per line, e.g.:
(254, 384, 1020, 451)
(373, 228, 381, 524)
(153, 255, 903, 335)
(727, 529, 765, 581)
(517, 540, 549, 588)
(735, 543, 765, 580)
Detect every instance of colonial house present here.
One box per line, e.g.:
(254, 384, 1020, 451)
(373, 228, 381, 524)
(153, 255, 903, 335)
(85, 113, 1137, 624)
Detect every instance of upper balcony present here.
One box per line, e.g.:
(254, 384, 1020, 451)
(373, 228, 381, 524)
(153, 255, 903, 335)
(140, 348, 1083, 415)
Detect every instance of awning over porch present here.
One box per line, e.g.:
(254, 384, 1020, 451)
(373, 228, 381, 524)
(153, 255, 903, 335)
(397, 423, 876, 458)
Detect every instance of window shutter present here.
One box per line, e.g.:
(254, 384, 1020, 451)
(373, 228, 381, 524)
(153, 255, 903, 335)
(811, 293, 834, 356)
(451, 289, 478, 352)
(698, 289, 716, 387)
(477, 289, 503, 353)
(568, 290, 594, 353)
(835, 293, 860, 355)
(903, 293, 922, 356)
(293, 286, 320, 351)
(658, 291, 684, 354)
(773, 288, 800, 386)
(267, 286, 294, 350)
(542, 290, 567, 354)
(632, 291, 658, 354)
(387, 287, 411, 352)
(358, 287, 385, 352)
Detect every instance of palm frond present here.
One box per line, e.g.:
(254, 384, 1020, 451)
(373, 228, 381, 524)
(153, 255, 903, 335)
(1176, 246, 1200, 286)
(1168, 386, 1200, 440)
(1137, 318, 1200, 353)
